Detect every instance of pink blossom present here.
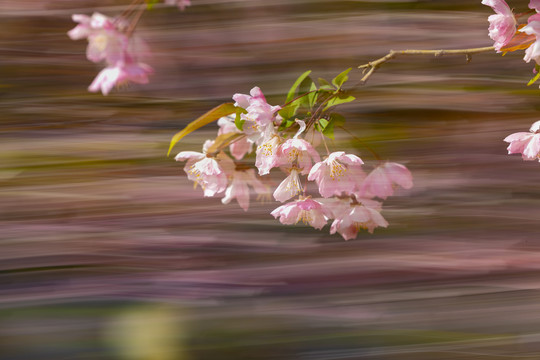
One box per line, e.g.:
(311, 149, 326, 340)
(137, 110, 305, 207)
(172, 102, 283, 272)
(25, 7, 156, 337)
(520, 15, 540, 64)
(482, 0, 517, 52)
(531, 0, 540, 12)
(68, 12, 128, 65)
(358, 162, 413, 199)
(271, 197, 330, 230)
(307, 151, 365, 198)
(273, 168, 303, 202)
(279, 138, 321, 174)
(255, 135, 283, 175)
(233, 87, 281, 127)
(165, 0, 191, 11)
(88, 60, 153, 96)
(329, 198, 388, 240)
(503, 120, 540, 160)
(175, 142, 231, 197)
(222, 169, 268, 211)
(217, 116, 253, 160)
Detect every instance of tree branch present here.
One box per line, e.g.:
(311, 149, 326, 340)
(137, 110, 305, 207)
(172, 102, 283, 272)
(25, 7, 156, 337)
(358, 46, 495, 84)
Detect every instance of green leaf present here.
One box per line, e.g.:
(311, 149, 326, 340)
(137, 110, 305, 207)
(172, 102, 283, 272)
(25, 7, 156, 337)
(286, 70, 312, 103)
(529, 69, 540, 86)
(323, 93, 356, 111)
(332, 68, 352, 89)
(321, 113, 346, 140)
(318, 78, 334, 90)
(234, 107, 247, 131)
(298, 76, 313, 108)
(278, 99, 301, 121)
(278, 118, 296, 131)
(308, 82, 318, 108)
(167, 103, 237, 156)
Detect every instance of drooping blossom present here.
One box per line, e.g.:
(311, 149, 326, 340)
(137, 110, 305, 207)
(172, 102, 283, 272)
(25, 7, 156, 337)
(255, 135, 283, 175)
(504, 120, 540, 160)
(175, 141, 232, 197)
(329, 198, 388, 240)
(271, 197, 330, 230)
(68, 12, 152, 95)
(68, 12, 128, 65)
(88, 59, 153, 95)
(520, 15, 540, 64)
(278, 120, 320, 174)
(358, 162, 413, 199)
(308, 151, 365, 198)
(165, 0, 191, 11)
(222, 169, 269, 211)
(233, 87, 281, 127)
(273, 168, 303, 202)
(217, 116, 253, 160)
(482, 0, 517, 52)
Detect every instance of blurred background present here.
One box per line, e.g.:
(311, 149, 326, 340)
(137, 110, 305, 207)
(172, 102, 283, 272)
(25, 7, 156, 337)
(2, 0, 540, 359)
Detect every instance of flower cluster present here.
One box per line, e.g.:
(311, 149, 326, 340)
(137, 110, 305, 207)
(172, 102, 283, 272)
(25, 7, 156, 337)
(174, 86, 413, 240)
(68, 1, 191, 95)
(482, 0, 540, 65)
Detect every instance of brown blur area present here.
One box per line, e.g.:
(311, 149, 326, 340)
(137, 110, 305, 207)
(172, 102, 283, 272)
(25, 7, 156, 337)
(1, 0, 540, 359)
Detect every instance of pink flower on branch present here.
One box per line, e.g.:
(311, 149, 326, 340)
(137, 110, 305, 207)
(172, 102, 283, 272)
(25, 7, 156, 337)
(69, 13, 128, 65)
(520, 15, 540, 64)
(233, 87, 281, 127)
(221, 169, 269, 211)
(271, 197, 330, 230)
(175, 141, 233, 197)
(308, 151, 365, 198)
(504, 120, 540, 160)
(273, 168, 303, 203)
(482, 0, 517, 52)
(358, 162, 413, 200)
(88, 60, 153, 95)
(329, 198, 388, 240)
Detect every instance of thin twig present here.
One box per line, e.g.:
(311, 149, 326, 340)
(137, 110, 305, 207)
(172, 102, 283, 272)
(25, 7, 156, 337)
(358, 46, 495, 84)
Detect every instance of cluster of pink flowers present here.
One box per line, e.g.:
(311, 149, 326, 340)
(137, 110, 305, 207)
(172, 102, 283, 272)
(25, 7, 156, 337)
(482, 0, 540, 63)
(68, 1, 191, 95)
(175, 87, 413, 240)
(483, 2, 540, 162)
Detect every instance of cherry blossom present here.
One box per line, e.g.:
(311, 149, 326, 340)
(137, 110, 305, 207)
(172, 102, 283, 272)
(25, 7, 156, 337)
(329, 198, 389, 240)
(233, 87, 281, 127)
(255, 135, 283, 175)
(88, 60, 153, 95)
(482, 0, 517, 52)
(358, 162, 413, 199)
(520, 15, 540, 64)
(175, 141, 232, 197)
(308, 151, 364, 198)
(278, 120, 320, 174)
(68, 12, 128, 65)
(222, 169, 269, 211)
(504, 120, 540, 160)
(271, 197, 330, 230)
(273, 168, 303, 202)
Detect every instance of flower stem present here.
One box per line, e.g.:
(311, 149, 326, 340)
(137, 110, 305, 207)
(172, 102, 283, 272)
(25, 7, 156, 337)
(357, 46, 495, 84)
